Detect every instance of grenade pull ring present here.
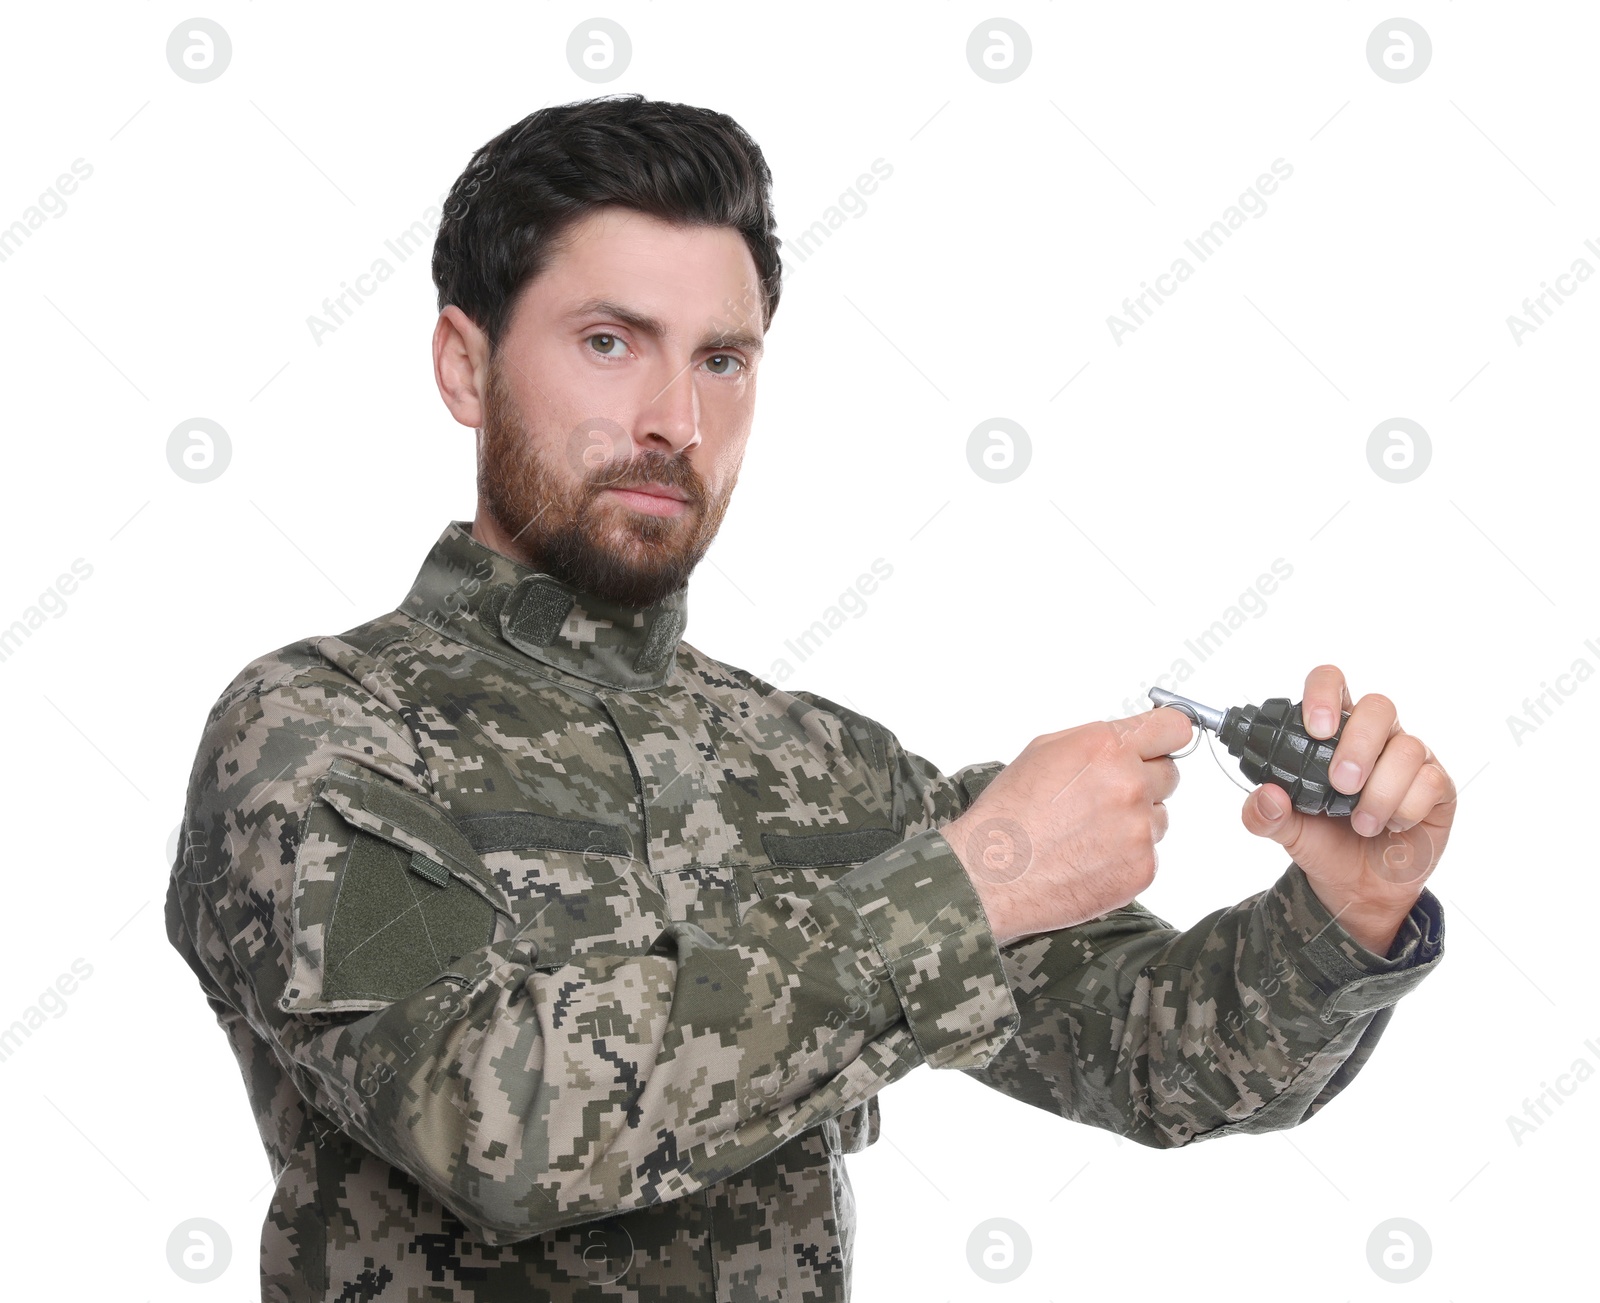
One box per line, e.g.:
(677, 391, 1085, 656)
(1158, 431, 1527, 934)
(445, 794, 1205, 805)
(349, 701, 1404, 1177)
(1150, 697, 1207, 758)
(1148, 687, 1360, 818)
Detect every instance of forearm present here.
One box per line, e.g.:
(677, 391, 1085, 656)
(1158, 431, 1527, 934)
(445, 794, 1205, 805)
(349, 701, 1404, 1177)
(961, 861, 1444, 1146)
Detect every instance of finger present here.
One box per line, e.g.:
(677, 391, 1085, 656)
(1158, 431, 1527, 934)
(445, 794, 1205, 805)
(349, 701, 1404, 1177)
(1142, 754, 1180, 804)
(1328, 692, 1399, 795)
(1151, 801, 1169, 843)
(1386, 758, 1454, 833)
(1239, 782, 1308, 851)
(1349, 732, 1427, 837)
(1302, 664, 1348, 739)
(1129, 707, 1197, 760)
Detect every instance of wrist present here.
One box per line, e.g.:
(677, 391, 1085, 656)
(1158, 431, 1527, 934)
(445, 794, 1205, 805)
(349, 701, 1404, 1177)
(1303, 877, 1420, 959)
(938, 818, 1019, 947)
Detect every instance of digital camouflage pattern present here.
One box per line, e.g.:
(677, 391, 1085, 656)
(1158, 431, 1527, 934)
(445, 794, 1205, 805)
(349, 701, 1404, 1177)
(165, 521, 1445, 1302)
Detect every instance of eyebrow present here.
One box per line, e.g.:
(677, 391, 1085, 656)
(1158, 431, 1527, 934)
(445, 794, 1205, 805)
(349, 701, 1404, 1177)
(562, 297, 764, 357)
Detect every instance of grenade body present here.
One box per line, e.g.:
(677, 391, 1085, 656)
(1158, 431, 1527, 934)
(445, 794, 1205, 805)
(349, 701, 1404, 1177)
(1217, 697, 1358, 816)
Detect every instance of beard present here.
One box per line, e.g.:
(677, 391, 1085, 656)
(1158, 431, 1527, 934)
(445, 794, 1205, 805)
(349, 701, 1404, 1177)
(477, 356, 738, 608)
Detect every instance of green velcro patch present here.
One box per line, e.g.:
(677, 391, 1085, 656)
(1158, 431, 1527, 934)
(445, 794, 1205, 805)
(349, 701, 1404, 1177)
(408, 851, 450, 887)
(323, 830, 496, 1003)
(503, 578, 576, 647)
(634, 607, 687, 673)
(760, 826, 902, 868)
(455, 809, 633, 857)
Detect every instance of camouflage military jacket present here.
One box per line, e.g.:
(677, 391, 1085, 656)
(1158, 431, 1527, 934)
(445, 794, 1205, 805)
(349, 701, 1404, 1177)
(165, 520, 1445, 1302)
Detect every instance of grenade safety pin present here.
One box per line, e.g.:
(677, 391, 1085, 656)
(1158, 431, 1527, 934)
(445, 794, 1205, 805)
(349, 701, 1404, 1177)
(1148, 687, 1360, 817)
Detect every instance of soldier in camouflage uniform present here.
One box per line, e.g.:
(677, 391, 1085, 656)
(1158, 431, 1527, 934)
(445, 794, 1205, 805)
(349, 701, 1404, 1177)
(165, 95, 1452, 1301)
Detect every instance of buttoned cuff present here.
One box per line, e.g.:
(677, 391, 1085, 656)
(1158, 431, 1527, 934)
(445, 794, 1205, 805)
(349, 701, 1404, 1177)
(1272, 862, 1445, 1023)
(835, 827, 1020, 1071)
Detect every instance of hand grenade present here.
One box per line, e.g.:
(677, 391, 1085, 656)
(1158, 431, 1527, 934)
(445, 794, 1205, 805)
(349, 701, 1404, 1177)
(1148, 688, 1358, 816)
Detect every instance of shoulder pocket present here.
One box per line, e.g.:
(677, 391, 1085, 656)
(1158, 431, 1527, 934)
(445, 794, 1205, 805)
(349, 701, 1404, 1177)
(280, 760, 512, 1014)
(452, 806, 664, 972)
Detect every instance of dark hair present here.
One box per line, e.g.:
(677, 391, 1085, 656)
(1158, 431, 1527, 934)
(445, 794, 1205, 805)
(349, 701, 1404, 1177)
(432, 94, 782, 355)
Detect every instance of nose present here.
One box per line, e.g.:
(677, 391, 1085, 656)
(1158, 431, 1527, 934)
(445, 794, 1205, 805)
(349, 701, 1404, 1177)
(637, 354, 702, 454)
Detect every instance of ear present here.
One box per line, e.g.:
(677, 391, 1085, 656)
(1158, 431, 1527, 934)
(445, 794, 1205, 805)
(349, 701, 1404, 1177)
(434, 305, 491, 428)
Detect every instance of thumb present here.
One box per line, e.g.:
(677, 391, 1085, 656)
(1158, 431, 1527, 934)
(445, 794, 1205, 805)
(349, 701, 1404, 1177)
(1240, 783, 1307, 850)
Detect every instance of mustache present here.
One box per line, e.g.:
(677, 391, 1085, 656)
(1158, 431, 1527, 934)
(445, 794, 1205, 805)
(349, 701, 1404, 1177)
(587, 452, 704, 504)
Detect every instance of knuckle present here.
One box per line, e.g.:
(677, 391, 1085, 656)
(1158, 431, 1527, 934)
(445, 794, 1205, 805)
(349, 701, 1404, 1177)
(1391, 734, 1427, 768)
(1359, 691, 1397, 717)
(1421, 762, 1452, 803)
(1085, 728, 1124, 767)
(1084, 720, 1118, 750)
(1112, 768, 1145, 804)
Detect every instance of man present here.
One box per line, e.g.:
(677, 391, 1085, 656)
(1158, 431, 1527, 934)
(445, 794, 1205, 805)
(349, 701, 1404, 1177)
(166, 94, 1452, 1302)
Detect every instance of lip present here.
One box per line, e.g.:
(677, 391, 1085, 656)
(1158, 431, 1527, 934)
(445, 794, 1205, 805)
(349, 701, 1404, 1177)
(608, 483, 688, 502)
(603, 485, 691, 516)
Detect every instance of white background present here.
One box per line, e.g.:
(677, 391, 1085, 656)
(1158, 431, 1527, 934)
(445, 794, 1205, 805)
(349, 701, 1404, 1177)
(0, 3, 1591, 1299)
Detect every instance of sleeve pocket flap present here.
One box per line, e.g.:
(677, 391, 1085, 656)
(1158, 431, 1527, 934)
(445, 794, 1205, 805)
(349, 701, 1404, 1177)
(279, 761, 509, 1014)
(319, 828, 496, 1004)
(316, 759, 511, 916)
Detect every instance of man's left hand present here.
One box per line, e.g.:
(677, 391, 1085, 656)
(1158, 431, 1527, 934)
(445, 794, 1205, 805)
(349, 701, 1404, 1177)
(1239, 663, 1456, 957)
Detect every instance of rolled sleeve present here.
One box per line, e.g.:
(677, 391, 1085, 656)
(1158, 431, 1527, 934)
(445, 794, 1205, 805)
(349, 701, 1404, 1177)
(835, 826, 1020, 1072)
(1270, 862, 1446, 1022)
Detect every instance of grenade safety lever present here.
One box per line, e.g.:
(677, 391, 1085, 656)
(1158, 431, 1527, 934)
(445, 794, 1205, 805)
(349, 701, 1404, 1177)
(1147, 687, 1359, 817)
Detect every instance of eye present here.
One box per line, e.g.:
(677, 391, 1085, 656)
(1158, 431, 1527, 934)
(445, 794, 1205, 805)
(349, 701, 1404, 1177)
(587, 332, 628, 357)
(704, 353, 744, 376)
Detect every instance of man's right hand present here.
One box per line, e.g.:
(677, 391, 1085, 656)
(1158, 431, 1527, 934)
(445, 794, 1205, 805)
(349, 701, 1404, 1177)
(940, 708, 1192, 947)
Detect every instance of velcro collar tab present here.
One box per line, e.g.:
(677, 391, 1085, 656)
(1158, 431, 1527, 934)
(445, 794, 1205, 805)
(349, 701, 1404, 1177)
(498, 573, 686, 692)
(400, 523, 689, 692)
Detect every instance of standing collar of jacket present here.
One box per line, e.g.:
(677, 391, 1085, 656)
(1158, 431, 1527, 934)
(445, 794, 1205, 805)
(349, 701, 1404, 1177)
(400, 520, 687, 692)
